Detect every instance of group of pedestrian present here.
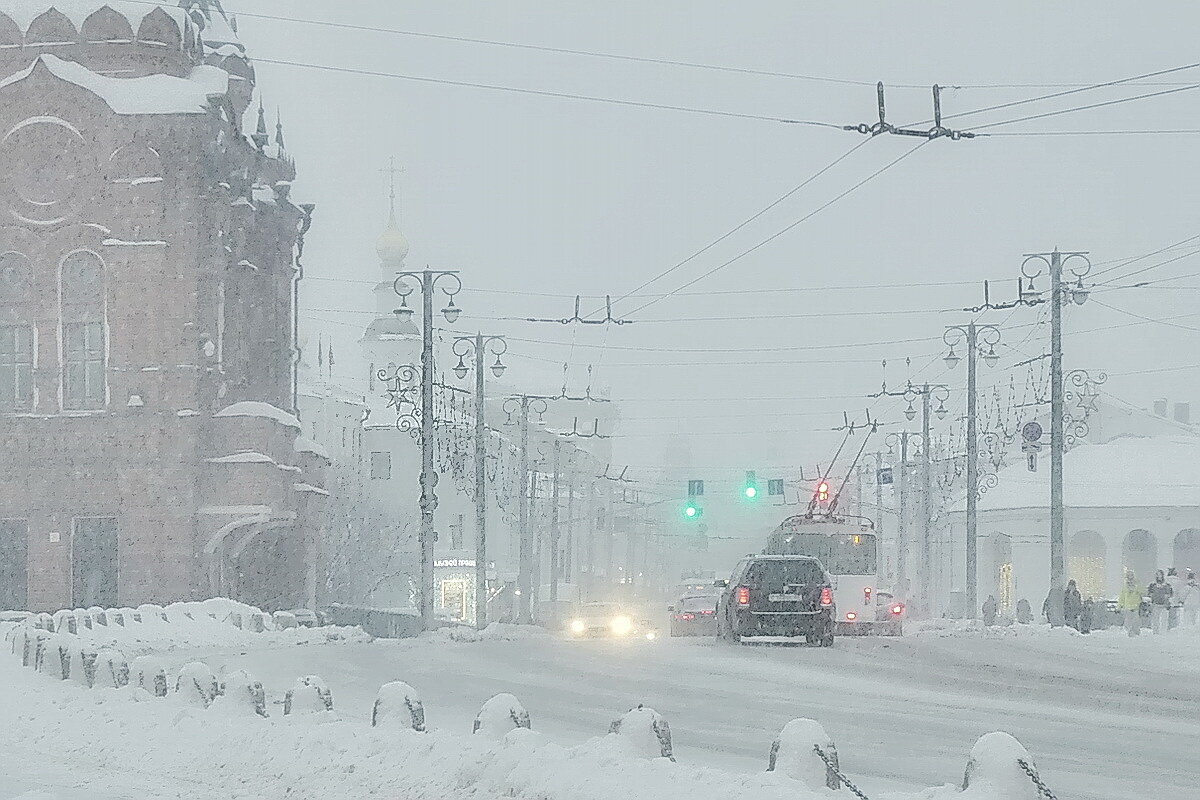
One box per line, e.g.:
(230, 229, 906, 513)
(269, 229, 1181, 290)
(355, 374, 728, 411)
(1117, 567, 1200, 636)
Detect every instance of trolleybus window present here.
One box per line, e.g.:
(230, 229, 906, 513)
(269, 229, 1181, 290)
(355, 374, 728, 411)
(766, 532, 877, 575)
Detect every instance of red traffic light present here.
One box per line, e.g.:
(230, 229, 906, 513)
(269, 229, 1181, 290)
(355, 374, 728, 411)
(817, 481, 830, 502)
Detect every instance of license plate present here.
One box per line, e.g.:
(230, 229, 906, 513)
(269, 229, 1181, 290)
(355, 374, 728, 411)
(768, 593, 803, 602)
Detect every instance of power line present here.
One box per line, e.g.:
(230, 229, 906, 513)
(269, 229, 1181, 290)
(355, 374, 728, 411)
(1090, 299, 1200, 333)
(1090, 233, 1200, 280)
(607, 139, 872, 308)
(1094, 245, 1200, 287)
(622, 141, 931, 317)
(252, 55, 840, 127)
(983, 129, 1200, 137)
(970, 81, 1200, 132)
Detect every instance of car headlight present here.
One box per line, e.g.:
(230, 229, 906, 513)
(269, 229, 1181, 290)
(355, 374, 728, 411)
(569, 619, 586, 635)
(645, 631, 657, 641)
(610, 615, 633, 635)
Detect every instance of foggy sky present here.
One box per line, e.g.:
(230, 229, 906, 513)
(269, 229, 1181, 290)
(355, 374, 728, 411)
(241, 0, 1200, 486)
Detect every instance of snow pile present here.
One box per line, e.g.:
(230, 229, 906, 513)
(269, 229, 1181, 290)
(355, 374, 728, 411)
(373, 680, 426, 732)
(767, 718, 840, 791)
(908, 619, 1082, 640)
(431, 622, 553, 643)
(213, 400, 302, 429)
(473, 693, 531, 738)
(0, 643, 1054, 800)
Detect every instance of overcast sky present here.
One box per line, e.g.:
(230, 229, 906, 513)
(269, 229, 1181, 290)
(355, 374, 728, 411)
(238, 1, 1200, 486)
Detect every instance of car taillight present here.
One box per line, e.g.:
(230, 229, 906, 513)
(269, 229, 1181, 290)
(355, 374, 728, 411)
(891, 603, 904, 616)
(863, 587, 873, 605)
(846, 611, 858, 621)
(820, 587, 833, 607)
(700, 610, 714, 615)
(736, 586, 751, 606)
(681, 613, 696, 621)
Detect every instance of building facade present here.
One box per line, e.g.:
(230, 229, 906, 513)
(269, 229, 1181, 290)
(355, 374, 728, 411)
(0, 1, 325, 613)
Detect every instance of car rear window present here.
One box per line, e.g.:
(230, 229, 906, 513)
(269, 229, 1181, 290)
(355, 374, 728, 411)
(746, 559, 824, 587)
(680, 596, 717, 612)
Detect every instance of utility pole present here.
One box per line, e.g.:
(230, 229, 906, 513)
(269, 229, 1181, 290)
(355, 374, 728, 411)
(889, 433, 912, 601)
(1020, 249, 1091, 627)
(564, 464, 576, 587)
(873, 451, 884, 576)
(453, 334, 507, 629)
(392, 269, 463, 630)
(548, 438, 563, 614)
(503, 394, 548, 624)
(944, 322, 1001, 618)
(921, 385, 933, 615)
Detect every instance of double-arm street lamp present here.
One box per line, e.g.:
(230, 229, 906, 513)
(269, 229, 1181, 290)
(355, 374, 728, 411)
(943, 322, 1002, 618)
(392, 269, 463, 630)
(1021, 250, 1092, 627)
(452, 334, 507, 630)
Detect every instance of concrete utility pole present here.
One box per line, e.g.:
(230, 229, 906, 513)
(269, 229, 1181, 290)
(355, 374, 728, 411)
(548, 439, 563, 613)
(891, 433, 912, 601)
(873, 452, 883, 545)
(1020, 249, 1091, 627)
(453, 333, 507, 629)
(392, 269, 463, 630)
(944, 322, 1001, 618)
(503, 394, 548, 624)
(921, 384, 933, 615)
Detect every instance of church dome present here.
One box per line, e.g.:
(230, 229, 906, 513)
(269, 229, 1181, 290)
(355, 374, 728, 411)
(376, 209, 409, 266)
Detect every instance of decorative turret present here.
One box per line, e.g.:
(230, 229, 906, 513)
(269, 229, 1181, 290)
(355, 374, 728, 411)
(275, 109, 286, 154)
(251, 100, 268, 151)
(375, 160, 409, 268)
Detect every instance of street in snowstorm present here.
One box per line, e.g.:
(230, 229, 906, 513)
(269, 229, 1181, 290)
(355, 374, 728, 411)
(2, 1, 1199, 799)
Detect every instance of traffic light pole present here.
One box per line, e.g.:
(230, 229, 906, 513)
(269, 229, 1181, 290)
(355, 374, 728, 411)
(1049, 251, 1066, 628)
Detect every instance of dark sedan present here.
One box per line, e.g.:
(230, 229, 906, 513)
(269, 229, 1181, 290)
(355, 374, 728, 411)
(669, 594, 718, 637)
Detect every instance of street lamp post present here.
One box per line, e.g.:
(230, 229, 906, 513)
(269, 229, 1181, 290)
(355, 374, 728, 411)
(392, 269, 463, 630)
(885, 431, 923, 603)
(503, 394, 549, 624)
(1021, 249, 1091, 627)
(943, 322, 1001, 618)
(453, 333, 507, 630)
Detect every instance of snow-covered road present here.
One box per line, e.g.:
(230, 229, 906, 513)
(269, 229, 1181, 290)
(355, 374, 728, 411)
(181, 625, 1197, 800)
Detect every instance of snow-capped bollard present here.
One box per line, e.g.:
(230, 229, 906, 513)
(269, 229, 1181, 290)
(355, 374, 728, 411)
(130, 656, 168, 697)
(36, 635, 69, 680)
(767, 718, 842, 791)
(137, 603, 168, 623)
(473, 693, 531, 738)
(34, 612, 54, 631)
(22, 628, 46, 668)
(87, 606, 107, 627)
(65, 643, 89, 685)
(175, 662, 220, 708)
(93, 649, 129, 689)
(285, 675, 334, 716)
(609, 705, 674, 761)
(372, 680, 425, 731)
(963, 732, 1044, 800)
(52, 610, 76, 635)
(212, 669, 268, 717)
(273, 611, 298, 630)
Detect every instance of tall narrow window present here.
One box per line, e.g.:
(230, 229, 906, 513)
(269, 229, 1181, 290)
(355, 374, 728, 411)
(0, 252, 33, 412)
(0, 519, 29, 610)
(370, 451, 391, 480)
(60, 251, 107, 411)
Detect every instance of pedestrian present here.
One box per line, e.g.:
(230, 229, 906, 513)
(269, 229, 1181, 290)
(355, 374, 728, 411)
(1165, 568, 1185, 629)
(982, 595, 998, 626)
(1181, 571, 1200, 628)
(1118, 572, 1142, 637)
(1147, 570, 1174, 635)
(1080, 597, 1095, 634)
(1063, 580, 1083, 630)
(1016, 598, 1032, 624)
(1042, 591, 1052, 623)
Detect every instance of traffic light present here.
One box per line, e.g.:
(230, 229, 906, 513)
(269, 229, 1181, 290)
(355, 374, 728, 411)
(817, 480, 830, 502)
(743, 471, 759, 501)
(682, 499, 703, 520)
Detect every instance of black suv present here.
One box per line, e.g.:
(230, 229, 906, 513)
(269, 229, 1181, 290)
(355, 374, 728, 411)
(716, 555, 835, 646)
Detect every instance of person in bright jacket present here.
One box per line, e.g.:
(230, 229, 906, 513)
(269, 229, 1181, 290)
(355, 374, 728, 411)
(1181, 571, 1200, 628)
(1147, 570, 1173, 635)
(1063, 580, 1083, 630)
(1118, 572, 1143, 637)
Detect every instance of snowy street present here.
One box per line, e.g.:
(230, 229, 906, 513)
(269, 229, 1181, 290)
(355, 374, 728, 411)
(149, 625, 1197, 800)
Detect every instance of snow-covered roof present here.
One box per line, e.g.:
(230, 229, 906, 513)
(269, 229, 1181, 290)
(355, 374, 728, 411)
(978, 435, 1200, 512)
(206, 451, 274, 465)
(1, 1, 188, 36)
(293, 437, 331, 461)
(0, 55, 228, 115)
(213, 400, 301, 429)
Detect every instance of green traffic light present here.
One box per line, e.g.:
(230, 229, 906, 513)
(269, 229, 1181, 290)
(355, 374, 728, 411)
(685, 506, 698, 517)
(744, 486, 757, 499)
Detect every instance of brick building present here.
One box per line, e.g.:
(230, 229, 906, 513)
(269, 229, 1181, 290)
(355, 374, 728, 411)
(0, 1, 326, 612)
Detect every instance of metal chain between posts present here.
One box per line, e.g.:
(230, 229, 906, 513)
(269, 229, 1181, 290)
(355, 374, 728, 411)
(1017, 758, 1057, 800)
(812, 745, 870, 800)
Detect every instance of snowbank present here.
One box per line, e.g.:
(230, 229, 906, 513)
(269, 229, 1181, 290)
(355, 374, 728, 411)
(431, 622, 553, 643)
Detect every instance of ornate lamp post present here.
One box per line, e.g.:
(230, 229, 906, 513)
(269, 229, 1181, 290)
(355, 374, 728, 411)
(392, 269, 463, 630)
(452, 333, 507, 630)
(1020, 249, 1092, 626)
(884, 431, 923, 602)
(943, 322, 1002, 618)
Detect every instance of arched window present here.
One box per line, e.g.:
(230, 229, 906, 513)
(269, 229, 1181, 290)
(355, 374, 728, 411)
(0, 251, 33, 411)
(60, 251, 106, 410)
